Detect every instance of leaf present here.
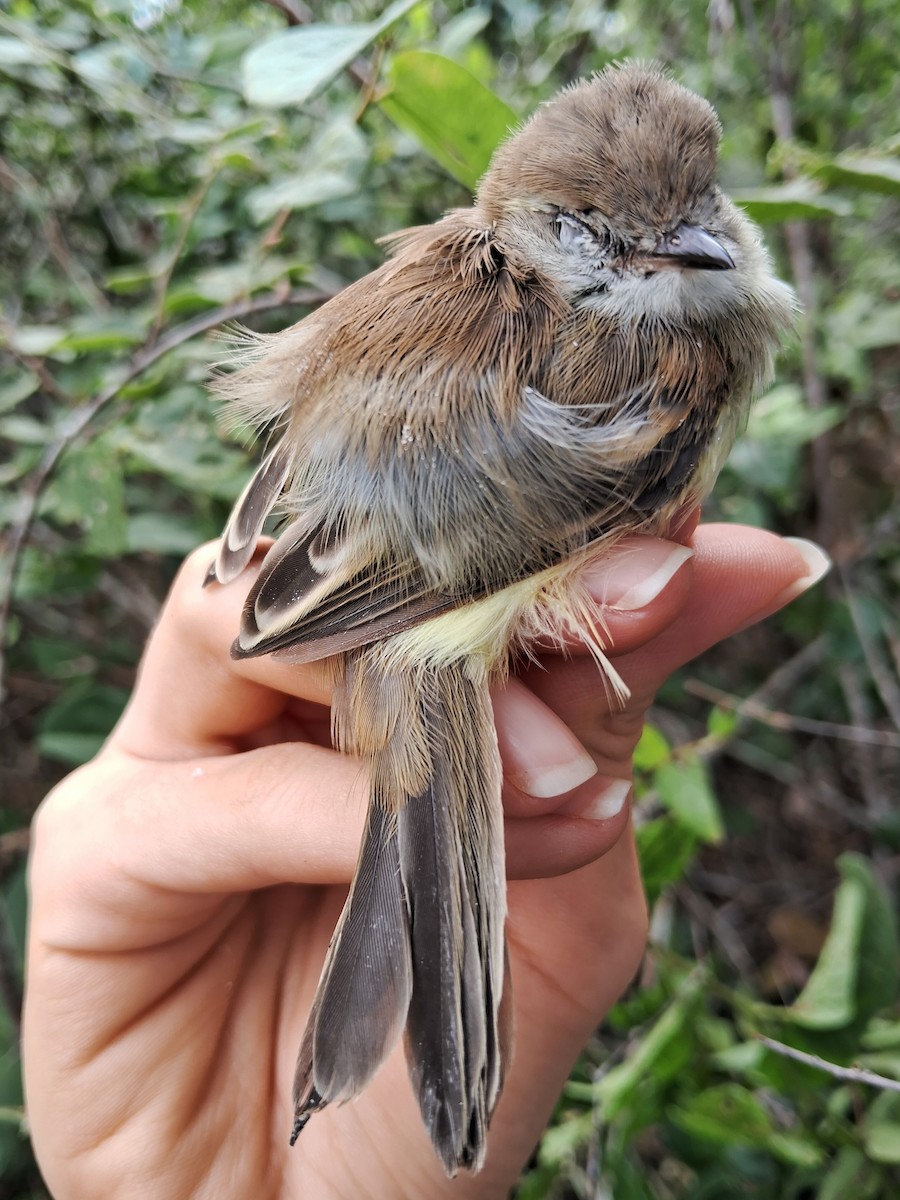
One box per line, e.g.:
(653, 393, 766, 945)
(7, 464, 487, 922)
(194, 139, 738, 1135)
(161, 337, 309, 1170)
(707, 706, 739, 738)
(733, 181, 852, 221)
(655, 753, 724, 843)
(635, 816, 698, 908)
(380, 50, 517, 189)
(126, 511, 208, 555)
(246, 118, 367, 222)
(57, 320, 145, 352)
(862, 1092, 900, 1164)
(37, 683, 129, 767)
(50, 441, 128, 557)
(816, 1147, 879, 1200)
(0, 36, 48, 66)
(241, 0, 419, 108)
(0, 370, 40, 413)
(595, 971, 706, 1119)
(535, 1111, 593, 1166)
(789, 854, 899, 1029)
(812, 153, 900, 196)
(1, 324, 66, 355)
(633, 723, 671, 772)
(670, 1083, 774, 1147)
(745, 384, 844, 445)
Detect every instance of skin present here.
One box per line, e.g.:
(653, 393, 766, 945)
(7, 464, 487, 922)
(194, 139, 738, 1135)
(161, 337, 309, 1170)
(23, 521, 822, 1199)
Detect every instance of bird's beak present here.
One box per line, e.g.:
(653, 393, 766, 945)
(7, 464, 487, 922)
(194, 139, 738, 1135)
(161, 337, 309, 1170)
(649, 224, 735, 271)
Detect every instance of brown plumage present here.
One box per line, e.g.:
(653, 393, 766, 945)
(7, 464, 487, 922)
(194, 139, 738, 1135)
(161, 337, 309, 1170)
(207, 61, 795, 1173)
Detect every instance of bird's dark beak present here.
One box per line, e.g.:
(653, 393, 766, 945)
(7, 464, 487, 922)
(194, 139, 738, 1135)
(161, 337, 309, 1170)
(650, 224, 735, 271)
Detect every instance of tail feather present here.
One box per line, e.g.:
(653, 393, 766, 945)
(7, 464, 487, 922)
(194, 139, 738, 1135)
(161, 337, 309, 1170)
(292, 654, 510, 1174)
(398, 664, 508, 1174)
(292, 802, 412, 1132)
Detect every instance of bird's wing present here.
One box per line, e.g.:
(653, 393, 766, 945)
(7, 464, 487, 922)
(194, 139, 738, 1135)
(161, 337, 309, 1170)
(210, 214, 731, 664)
(234, 516, 462, 662)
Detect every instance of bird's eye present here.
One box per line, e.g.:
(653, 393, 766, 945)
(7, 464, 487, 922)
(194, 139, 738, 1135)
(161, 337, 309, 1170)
(556, 211, 605, 251)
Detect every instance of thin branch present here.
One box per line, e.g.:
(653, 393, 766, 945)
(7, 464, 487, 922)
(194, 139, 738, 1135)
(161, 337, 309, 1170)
(685, 679, 900, 749)
(0, 287, 334, 707)
(755, 1034, 900, 1094)
(685, 637, 827, 763)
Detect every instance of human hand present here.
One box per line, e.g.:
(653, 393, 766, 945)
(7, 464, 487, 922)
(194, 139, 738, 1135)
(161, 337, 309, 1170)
(23, 523, 826, 1199)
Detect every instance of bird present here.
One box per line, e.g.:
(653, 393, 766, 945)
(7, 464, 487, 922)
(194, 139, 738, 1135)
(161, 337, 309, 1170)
(206, 61, 795, 1174)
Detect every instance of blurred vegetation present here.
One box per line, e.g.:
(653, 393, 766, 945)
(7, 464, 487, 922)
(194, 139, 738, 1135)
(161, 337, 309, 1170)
(1, 0, 899, 1196)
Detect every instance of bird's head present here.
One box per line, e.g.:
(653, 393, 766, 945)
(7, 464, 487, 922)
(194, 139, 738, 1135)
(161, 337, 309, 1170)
(477, 62, 792, 328)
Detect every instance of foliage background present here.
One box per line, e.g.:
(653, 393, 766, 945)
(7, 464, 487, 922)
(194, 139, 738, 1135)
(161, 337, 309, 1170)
(1, 0, 899, 1196)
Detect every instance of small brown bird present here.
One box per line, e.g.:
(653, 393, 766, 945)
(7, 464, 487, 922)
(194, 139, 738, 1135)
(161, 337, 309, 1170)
(208, 62, 794, 1173)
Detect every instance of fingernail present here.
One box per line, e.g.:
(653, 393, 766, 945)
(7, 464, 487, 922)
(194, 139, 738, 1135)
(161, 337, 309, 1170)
(560, 778, 631, 821)
(733, 537, 832, 633)
(514, 755, 598, 799)
(780, 538, 832, 600)
(582, 540, 694, 612)
(499, 681, 599, 799)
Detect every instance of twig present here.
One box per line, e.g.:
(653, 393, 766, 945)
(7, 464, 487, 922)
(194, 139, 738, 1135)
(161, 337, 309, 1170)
(686, 637, 827, 763)
(0, 287, 334, 707)
(685, 679, 900, 749)
(755, 1034, 900, 1094)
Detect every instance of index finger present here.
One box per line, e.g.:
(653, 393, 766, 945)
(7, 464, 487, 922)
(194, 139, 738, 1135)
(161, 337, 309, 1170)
(109, 543, 334, 760)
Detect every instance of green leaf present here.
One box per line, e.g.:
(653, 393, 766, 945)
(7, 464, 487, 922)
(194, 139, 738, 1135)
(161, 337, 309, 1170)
(57, 321, 145, 352)
(380, 51, 517, 189)
(0, 370, 40, 413)
(707, 706, 739, 738)
(733, 181, 852, 221)
(126, 511, 207, 555)
(670, 1083, 774, 1147)
(789, 854, 898, 1029)
(633, 723, 671, 772)
(595, 971, 705, 1119)
(655, 753, 724, 843)
(241, 0, 419, 108)
(37, 683, 129, 767)
(0, 35, 48, 66)
(50, 441, 128, 557)
(536, 1111, 593, 1165)
(2, 324, 66, 355)
(816, 1147, 879, 1200)
(862, 1092, 900, 1164)
(635, 816, 698, 907)
(812, 153, 900, 196)
(246, 119, 367, 222)
(0, 414, 51, 445)
(745, 384, 844, 445)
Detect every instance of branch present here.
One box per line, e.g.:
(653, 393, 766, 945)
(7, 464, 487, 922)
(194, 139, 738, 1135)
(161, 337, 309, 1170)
(685, 637, 827, 763)
(0, 287, 334, 706)
(685, 678, 900, 748)
(755, 1034, 900, 1094)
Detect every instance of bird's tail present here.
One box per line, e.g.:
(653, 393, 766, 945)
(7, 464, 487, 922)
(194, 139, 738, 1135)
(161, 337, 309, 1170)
(292, 652, 511, 1174)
